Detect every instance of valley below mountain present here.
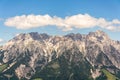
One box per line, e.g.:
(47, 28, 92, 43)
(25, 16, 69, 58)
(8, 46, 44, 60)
(0, 30, 120, 80)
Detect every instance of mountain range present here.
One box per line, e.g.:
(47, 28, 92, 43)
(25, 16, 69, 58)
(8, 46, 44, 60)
(0, 30, 120, 80)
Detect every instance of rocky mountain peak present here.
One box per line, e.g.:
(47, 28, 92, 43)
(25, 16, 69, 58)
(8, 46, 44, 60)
(89, 30, 108, 36)
(1, 30, 120, 80)
(95, 30, 108, 36)
(64, 33, 82, 40)
(88, 30, 110, 42)
(11, 32, 50, 42)
(29, 32, 50, 40)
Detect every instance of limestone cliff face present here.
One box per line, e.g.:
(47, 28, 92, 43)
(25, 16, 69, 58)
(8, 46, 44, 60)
(0, 30, 120, 79)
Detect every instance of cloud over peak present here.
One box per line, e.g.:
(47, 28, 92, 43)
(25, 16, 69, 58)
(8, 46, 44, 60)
(4, 14, 120, 31)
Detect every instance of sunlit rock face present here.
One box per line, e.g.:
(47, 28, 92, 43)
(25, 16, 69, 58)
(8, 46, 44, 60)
(0, 30, 120, 79)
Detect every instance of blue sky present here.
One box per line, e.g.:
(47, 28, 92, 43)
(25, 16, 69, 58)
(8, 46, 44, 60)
(0, 0, 120, 44)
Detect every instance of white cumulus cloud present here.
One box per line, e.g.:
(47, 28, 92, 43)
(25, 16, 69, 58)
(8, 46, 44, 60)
(0, 18, 4, 21)
(4, 14, 120, 31)
(0, 38, 3, 43)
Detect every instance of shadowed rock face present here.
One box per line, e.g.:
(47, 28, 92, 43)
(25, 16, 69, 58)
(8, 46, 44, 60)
(0, 30, 120, 80)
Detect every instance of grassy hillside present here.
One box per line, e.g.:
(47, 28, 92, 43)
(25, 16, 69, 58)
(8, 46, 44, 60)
(96, 69, 120, 80)
(102, 69, 120, 80)
(33, 78, 43, 80)
(0, 64, 8, 73)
